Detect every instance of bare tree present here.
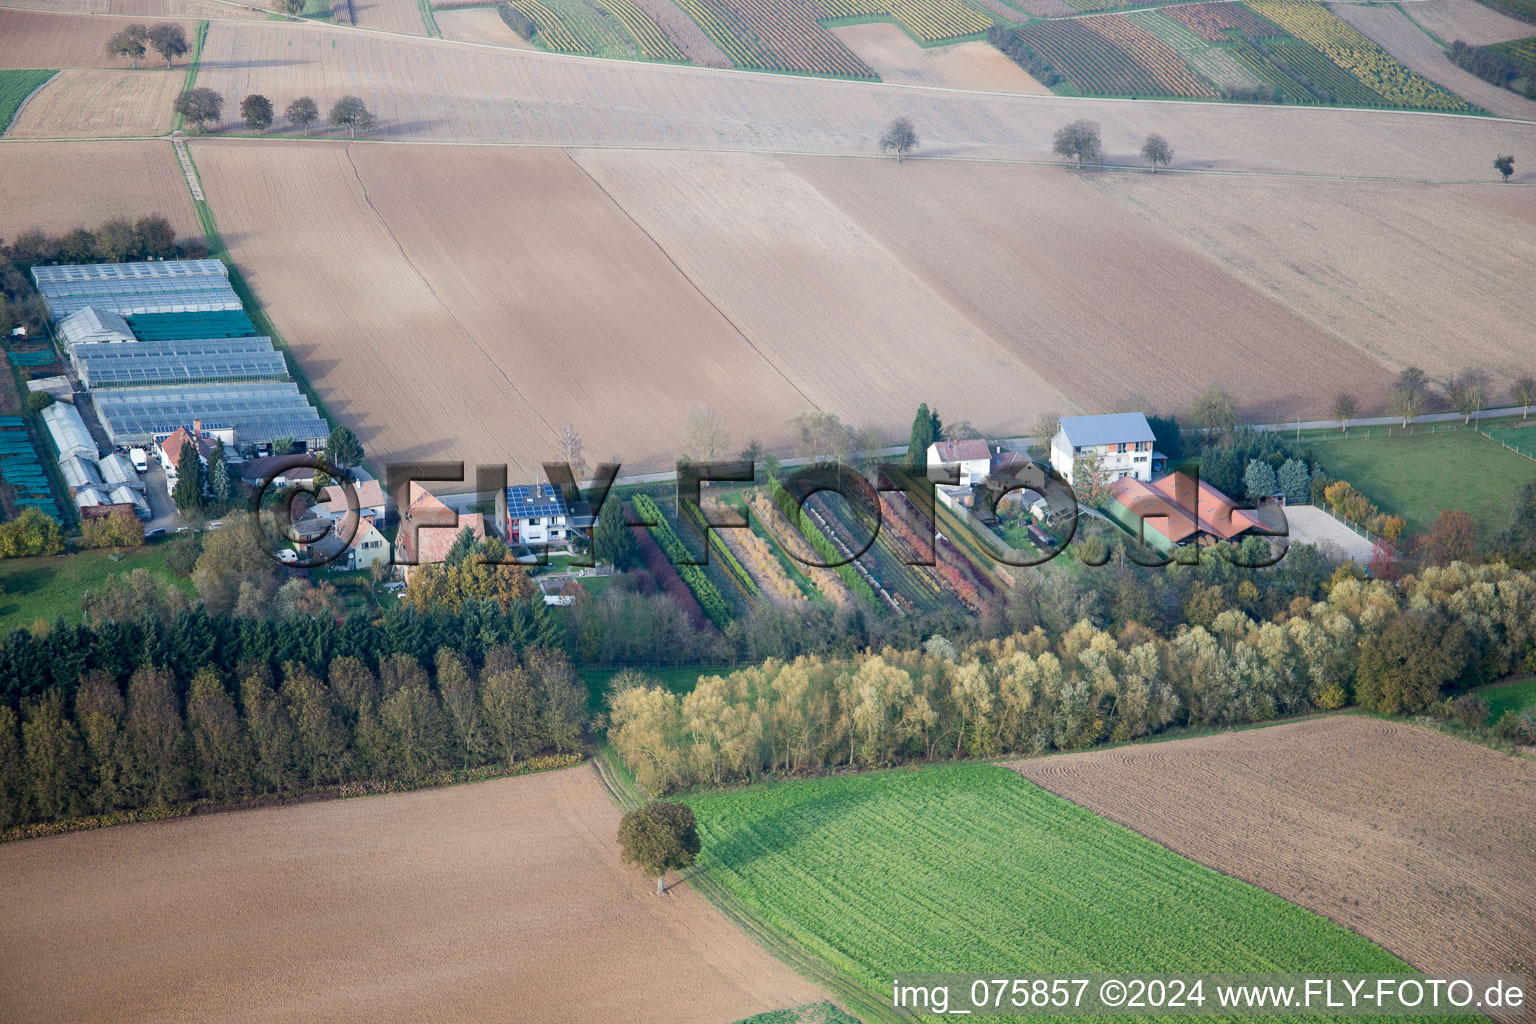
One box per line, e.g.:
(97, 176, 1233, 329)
(943, 419, 982, 442)
(1189, 385, 1237, 438)
(1512, 375, 1536, 418)
(1034, 411, 1061, 443)
(789, 411, 850, 466)
(1141, 133, 1173, 172)
(1053, 120, 1102, 168)
(681, 404, 729, 463)
(1332, 393, 1358, 435)
(1447, 369, 1489, 424)
(1387, 383, 1423, 428)
(106, 23, 148, 67)
(147, 23, 188, 68)
(879, 117, 918, 163)
(553, 423, 587, 482)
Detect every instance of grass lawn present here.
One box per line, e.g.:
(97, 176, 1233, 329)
(0, 544, 192, 634)
(1311, 429, 1536, 543)
(1477, 676, 1536, 723)
(577, 663, 732, 714)
(686, 763, 1453, 1024)
(731, 1006, 859, 1024)
(0, 70, 56, 133)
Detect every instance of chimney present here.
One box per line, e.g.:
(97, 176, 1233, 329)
(193, 418, 202, 437)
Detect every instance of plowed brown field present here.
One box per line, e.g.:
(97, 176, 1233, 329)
(1403, 0, 1536, 45)
(434, 5, 535, 47)
(1014, 716, 1536, 980)
(788, 156, 1391, 420)
(190, 140, 812, 475)
(0, 0, 263, 15)
(1089, 171, 1536, 390)
(190, 19, 1533, 178)
(0, 765, 821, 1024)
(0, 139, 197, 235)
(6, 67, 180, 137)
(571, 149, 1069, 440)
(830, 22, 1050, 93)
(0, 9, 198, 68)
(352, 0, 425, 34)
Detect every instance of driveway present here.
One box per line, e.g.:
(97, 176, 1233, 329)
(139, 458, 182, 535)
(1281, 505, 1374, 563)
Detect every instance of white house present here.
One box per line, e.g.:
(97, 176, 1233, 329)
(507, 483, 576, 548)
(926, 439, 992, 487)
(1051, 413, 1158, 488)
(157, 422, 220, 498)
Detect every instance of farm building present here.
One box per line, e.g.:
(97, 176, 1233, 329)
(73, 337, 288, 389)
(26, 376, 73, 403)
(56, 306, 134, 351)
(926, 439, 992, 486)
(157, 424, 223, 496)
(397, 484, 487, 580)
(1105, 472, 1266, 552)
(97, 452, 145, 492)
(92, 382, 327, 449)
(31, 260, 241, 318)
(1051, 413, 1160, 488)
(40, 401, 97, 462)
(507, 483, 592, 547)
(60, 454, 105, 493)
(309, 479, 388, 525)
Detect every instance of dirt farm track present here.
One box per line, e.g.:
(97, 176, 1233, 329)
(0, 765, 820, 1024)
(1015, 717, 1536, 984)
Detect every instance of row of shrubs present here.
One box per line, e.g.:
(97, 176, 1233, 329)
(631, 493, 733, 629)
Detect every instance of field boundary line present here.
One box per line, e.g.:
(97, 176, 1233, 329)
(562, 149, 825, 412)
(77, 9, 1536, 127)
(0, 70, 58, 138)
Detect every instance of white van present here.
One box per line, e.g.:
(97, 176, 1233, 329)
(129, 447, 149, 473)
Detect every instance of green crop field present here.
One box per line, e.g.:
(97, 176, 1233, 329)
(687, 763, 1445, 1024)
(1311, 429, 1536, 542)
(0, 70, 57, 134)
(732, 1005, 861, 1024)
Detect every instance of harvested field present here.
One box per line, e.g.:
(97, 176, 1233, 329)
(0, 765, 821, 1024)
(188, 19, 1535, 179)
(1090, 171, 1536, 391)
(1014, 716, 1536, 979)
(351, 0, 426, 33)
(1330, 1, 1536, 118)
(0, 9, 199, 68)
(788, 156, 1389, 420)
(0, 139, 197, 236)
(829, 22, 1049, 92)
(1403, 0, 1536, 44)
(433, 5, 536, 46)
(191, 141, 809, 474)
(6, 67, 180, 137)
(0, 0, 263, 15)
(571, 148, 1070, 438)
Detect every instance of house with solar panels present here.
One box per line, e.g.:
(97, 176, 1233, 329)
(506, 483, 594, 549)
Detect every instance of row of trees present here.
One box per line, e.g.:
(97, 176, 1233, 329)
(876, 117, 1173, 173)
(0, 644, 587, 829)
(2, 215, 193, 270)
(174, 89, 376, 137)
(105, 22, 188, 69)
(608, 559, 1536, 794)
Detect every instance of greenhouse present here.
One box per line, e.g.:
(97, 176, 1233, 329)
(74, 337, 289, 389)
(32, 260, 241, 317)
(40, 401, 98, 462)
(93, 381, 328, 448)
(126, 310, 258, 341)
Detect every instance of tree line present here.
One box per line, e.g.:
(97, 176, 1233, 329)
(174, 88, 375, 136)
(608, 559, 1536, 794)
(0, 630, 585, 831)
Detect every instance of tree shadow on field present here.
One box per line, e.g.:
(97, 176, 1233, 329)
(697, 781, 890, 874)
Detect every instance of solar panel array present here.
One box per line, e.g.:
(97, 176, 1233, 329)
(93, 382, 328, 447)
(32, 260, 241, 317)
(75, 337, 289, 389)
(507, 483, 569, 519)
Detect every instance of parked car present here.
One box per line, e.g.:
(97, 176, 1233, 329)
(129, 448, 149, 472)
